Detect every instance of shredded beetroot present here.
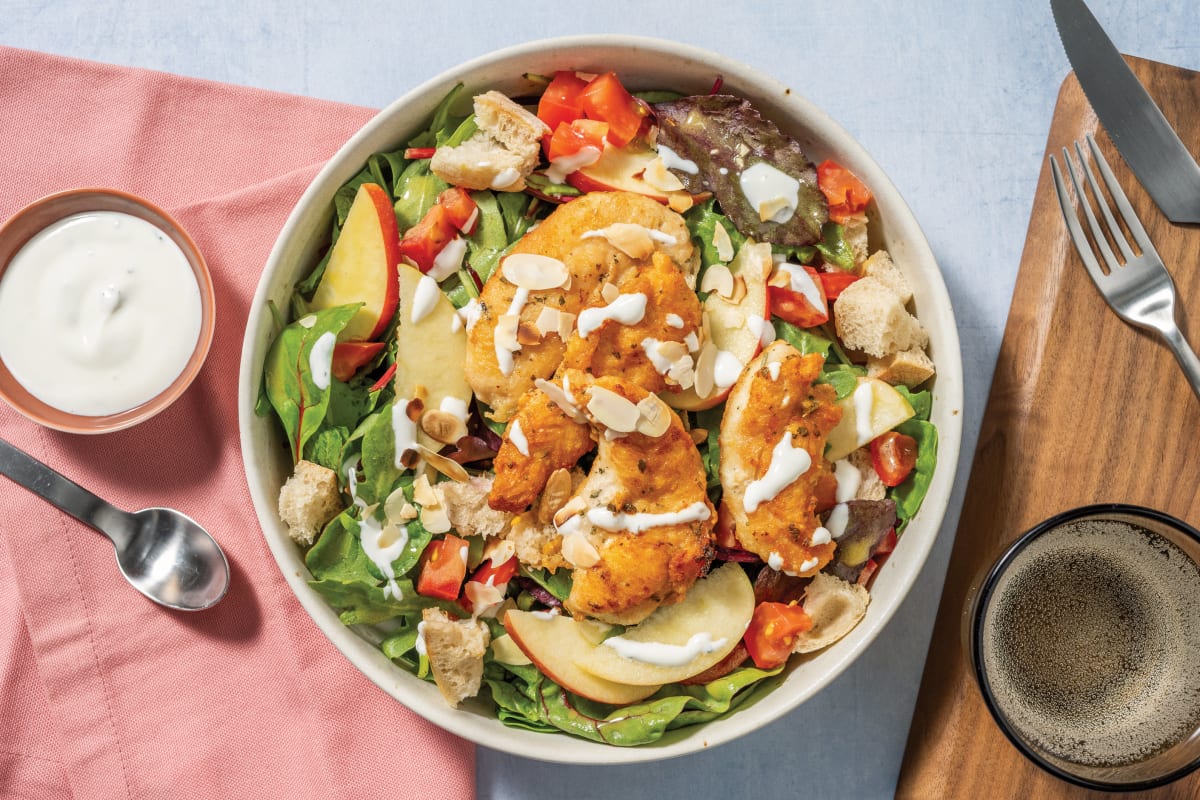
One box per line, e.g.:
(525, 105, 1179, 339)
(517, 578, 562, 608)
(709, 75, 724, 95)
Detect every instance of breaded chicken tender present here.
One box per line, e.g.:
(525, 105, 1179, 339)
(719, 341, 843, 577)
(465, 192, 697, 422)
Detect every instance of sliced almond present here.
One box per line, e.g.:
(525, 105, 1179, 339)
(700, 264, 735, 298)
(535, 378, 585, 421)
(668, 358, 695, 390)
(583, 223, 657, 259)
(417, 444, 470, 483)
(635, 394, 672, 438)
(534, 306, 561, 337)
(553, 496, 588, 527)
(384, 486, 415, 522)
(655, 340, 689, 362)
(464, 580, 507, 615)
(601, 281, 620, 304)
(730, 275, 748, 304)
(586, 386, 640, 433)
(412, 384, 430, 404)
(667, 193, 694, 213)
(501, 253, 570, 290)
(690, 427, 708, 445)
(642, 156, 686, 192)
(684, 330, 701, 353)
(758, 196, 792, 223)
(538, 468, 574, 525)
(767, 267, 792, 289)
(556, 311, 577, 341)
(494, 313, 520, 352)
(412, 473, 439, 507)
(482, 536, 516, 566)
(560, 531, 601, 569)
(693, 341, 718, 399)
(420, 409, 469, 445)
(517, 322, 542, 346)
(378, 521, 407, 549)
(405, 397, 425, 423)
(421, 502, 452, 534)
(712, 222, 734, 262)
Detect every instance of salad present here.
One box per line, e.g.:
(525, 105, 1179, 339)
(259, 69, 937, 746)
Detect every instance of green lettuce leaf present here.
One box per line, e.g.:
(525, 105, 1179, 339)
(774, 319, 832, 358)
(520, 566, 573, 603)
(815, 222, 855, 272)
(685, 198, 745, 271)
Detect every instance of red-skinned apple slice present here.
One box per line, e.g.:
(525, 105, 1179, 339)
(310, 182, 401, 341)
(503, 610, 662, 704)
(331, 341, 385, 382)
(666, 241, 771, 411)
(566, 143, 696, 208)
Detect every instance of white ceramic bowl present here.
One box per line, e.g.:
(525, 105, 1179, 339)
(238, 35, 963, 763)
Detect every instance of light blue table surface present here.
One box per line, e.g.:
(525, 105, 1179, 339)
(8, 1, 1200, 797)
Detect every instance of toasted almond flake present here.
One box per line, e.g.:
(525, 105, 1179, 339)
(730, 275, 748, 304)
(554, 496, 588, 527)
(586, 386, 641, 432)
(397, 502, 418, 521)
(464, 580, 507, 615)
(667, 193, 694, 213)
(534, 306, 561, 337)
(535, 378, 585, 421)
(398, 449, 421, 470)
(421, 502, 452, 534)
(539, 468, 574, 525)
(501, 253, 570, 290)
(561, 530, 601, 568)
(668, 357, 695, 389)
(384, 486, 412, 522)
(421, 409, 469, 445)
(582, 223, 657, 259)
(405, 398, 425, 423)
(690, 427, 708, 445)
(482, 536, 516, 565)
(642, 157, 686, 192)
(635, 394, 672, 438)
(694, 341, 718, 399)
(700, 264, 735, 298)
(758, 196, 791, 223)
(767, 267, 792, 288)
(685, 330, 701, 353)
(556, 311, 577, 341)
(494, 313, 520, 351)
(418, 444, 470, 483)
(516, 322, 542, 346)
(413, 474, 439, 507)
(655, 340, 689, 361)
(712, 222, 734, 262)
(601, 282, 620, 303)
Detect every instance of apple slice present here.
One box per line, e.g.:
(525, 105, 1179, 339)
(575, 562, 755, 686)
(331, 341, 385, 382)
(503, 610, 663, 705)
(566, 143, 696, 207)
(394, 263, 473, 451)
(310, 182, 401, 341)
(824, 377, 915, 462)
(666, 241, 771, 411)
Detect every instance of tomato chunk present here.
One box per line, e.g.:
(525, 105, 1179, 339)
(817, 160, 873, 224)
(437, 187, 478, 234)
(537, 70, 588, 132)
(415, 534, 469, 601)
(546, 118, 609, 162)
(817, 270, 861, 300)
(743, 601, 813, 669)
(468, 554, 519, 588)
(870, 431, 919, 487)
(399, 204, 456, 273)
(578, 72, 645, 148)
(768, 264, 828, 328)
(331, 341, 385, 381)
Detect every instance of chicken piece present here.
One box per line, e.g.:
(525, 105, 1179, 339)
(559, 251, 702, 393)
(465, 191, 697, 422)
(719, 341, 843, 577)
(489, 382, 594, 513)
(548, 370, 714, 625)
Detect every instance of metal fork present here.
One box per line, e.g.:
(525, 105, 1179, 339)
(1051, 134, 1200, 401)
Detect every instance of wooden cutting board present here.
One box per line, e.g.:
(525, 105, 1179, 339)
(896, 56, 1200, 799)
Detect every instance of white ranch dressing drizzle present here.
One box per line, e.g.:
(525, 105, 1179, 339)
(656, 143, 699, 174)
(346, 462, 408, 600)
(826, 502, 851, 539)
(490, 167, 521, 190)
(545, 145, 602, 183)
(775, 262, 825, 312)
(458, 298, 483, 331)
(747, 315, 775, 348)
(665, 313, 685, 329)
(410, 274, 441, 324)
(602, 631, 728, 666)
(744, 432, 813, 512)
(508, 418, 530, 456)
(414, 620, 428, 655)
(494, 287, 531, 375)
(309, 332, 336, 390)
(853, 381, 876, 445)
(739, 162, 800, 224)
(576, 292, 647, 338)
(640, 337, 674, 376)
(712, 349, 743, 388)
(428, 236, 467, 282)
(767, 361, 782, 381)
(440, 396, 469, 422)
(833, 459, 861, 502)
(0, 210, 203, 416)
(585, 501, 711, 534)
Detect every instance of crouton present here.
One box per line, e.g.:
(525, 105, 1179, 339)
(505, 512, 566, 572)
(791, 573, 869, 653)
(848, 448, 888, 501)
(441, 476, 513, 539)
(431, 91, 549, 192)
(277, 460, 342, 546)
(843, 214, 870, 268)
(421, 608, 490, 707)
(833, 277, 928, 358)
(859, 250, 913, 304)
(868, 347, 936, 388)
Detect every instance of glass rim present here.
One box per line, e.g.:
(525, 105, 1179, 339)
(969, 502, 1200, 792)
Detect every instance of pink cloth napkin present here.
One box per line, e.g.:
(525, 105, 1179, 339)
(0, 47, 476, 799)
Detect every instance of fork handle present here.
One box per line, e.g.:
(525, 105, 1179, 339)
(1158, 325, 1200, 403)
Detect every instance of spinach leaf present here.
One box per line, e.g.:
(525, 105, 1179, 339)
(393, 160, 449, 232)
(262, 304, 360, 463)
(303, 425, 349, 473)
(815, 222, 855, 272)
(307, 577, 425, 625)
(358, 404, 406, 506)
(305, 510, 376, 583)
(466, 190, 511, 283)
(817, 363, 866, 400)
(520, 566, 573, 602)
(694, 405, 724, 492)
(896, 386, 932, 421)
(407, 82, 467, 149)
(773, 319, 832, 358)
(685, 198, 745, 271)
(892, 419, 937, 522)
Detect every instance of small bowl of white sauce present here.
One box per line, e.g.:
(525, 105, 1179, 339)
(0, 189, 215, 433)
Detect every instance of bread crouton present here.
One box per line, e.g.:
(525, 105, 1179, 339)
(859, 250, 913, 304)
(431, 91, 549, 192)
(506, 512, 566, 572)
(441, 476, 513, 539)
(847, 448, 888, 501)
(868, 347, 936, 388)
(833, 276, 927, 358)
(421, 608, 490, 707)
(278, 460, 342, 546)
(791, 573, 869, 653)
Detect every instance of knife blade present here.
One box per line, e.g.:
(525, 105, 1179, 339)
(1051, 0, 1200, 223)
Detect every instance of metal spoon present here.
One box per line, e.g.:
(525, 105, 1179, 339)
(0, 437, 229, 611)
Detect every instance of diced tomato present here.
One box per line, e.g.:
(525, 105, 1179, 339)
(330, 341, 385, 382)
(743, 601, 813, 669)
(818, 270, 861, 300)
(768, 265, 829, 327)
(415, 534, 469, 601)
(817, 160, 873, 224)
(577, 72, 646, 148)
(368, 362, 397, 393)
(437, 187, 478, 234)
(458, 554, 519, 614)
(546, 118, 609, 162)
(857, 558, 880, 587)
(870, 431, 919, 487)
(537, 71, 588, 132)
(399, 204, 457, 273)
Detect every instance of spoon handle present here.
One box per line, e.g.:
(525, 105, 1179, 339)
(0, 437, 134, 548)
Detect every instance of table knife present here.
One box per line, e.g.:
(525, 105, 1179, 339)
(1051, 0, 1200, 223)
